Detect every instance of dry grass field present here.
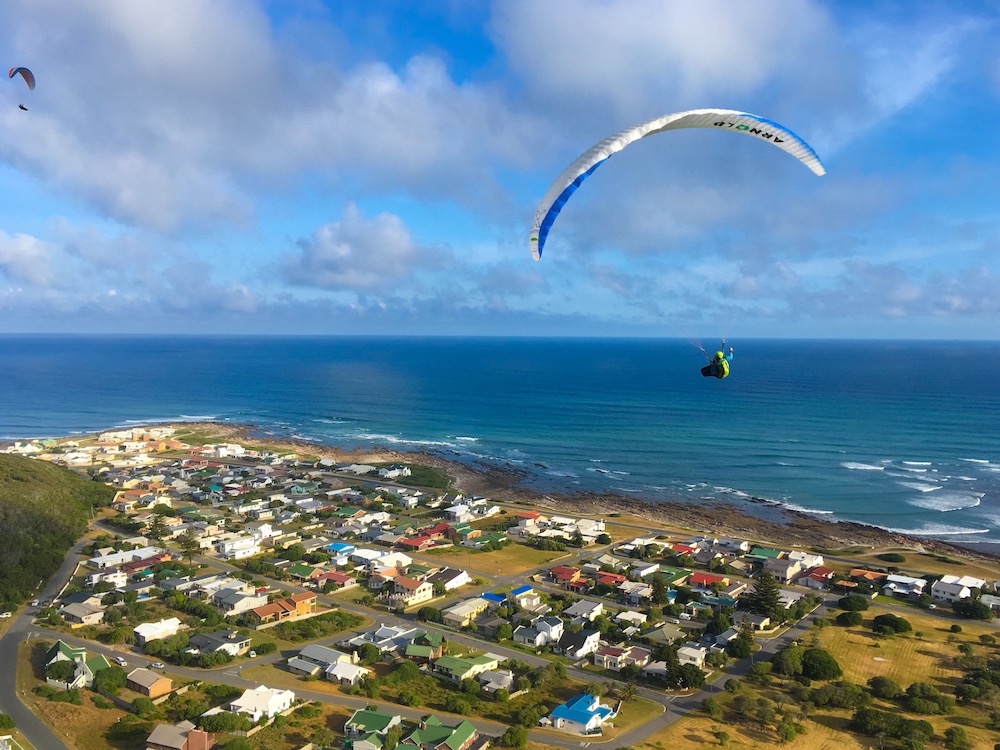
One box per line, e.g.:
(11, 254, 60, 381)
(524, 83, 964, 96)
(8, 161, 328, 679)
(424, 542, 568, 575)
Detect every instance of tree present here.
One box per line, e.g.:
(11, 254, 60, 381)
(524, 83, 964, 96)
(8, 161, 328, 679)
(838, 594, 870, 611)
(772, 644, 804, 677)
(495, 623, 513, 642)
(384, 725, 403, 750)
(0, 714, 14, 730)
(93, 666, 127, 694)
(147, 509, 168, 541)
(726, 634, 752, 659)
(944, 726, 972, 750)
(651, 573, 668, 605)
(678, 663, 706, 689)
(872, 613, 912, 634)
(444, 695, 470, 714)
(356, 643, 381, 666)
(953, 600, 994, 620)
(501, 726, 528, 748)
(801, 649, 842, 680)
(46, 660, 76, 682)
(746, 570, 783, 620)
(836, 611, 863, 627)
(703, 696, 722, 720)
(619, 683, 639, 703)
(311, 727, 336, 749)
(867, 676, 902, 700)
(178, 531, 200, 566)
(713, 730, 730, 747)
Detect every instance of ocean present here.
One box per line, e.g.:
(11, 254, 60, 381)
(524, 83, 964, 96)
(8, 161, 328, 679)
(1, 335, 998, 547)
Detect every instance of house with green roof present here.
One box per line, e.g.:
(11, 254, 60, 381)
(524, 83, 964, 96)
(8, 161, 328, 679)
(747, 546, 785, 560)
(44, 640, 87, 667)
(655, 566, 691, 586)
(345, 708, 402, 750)
(430, 654, 499, 683)
(44, 640, 111, 690)
(401, 715, 478, 750)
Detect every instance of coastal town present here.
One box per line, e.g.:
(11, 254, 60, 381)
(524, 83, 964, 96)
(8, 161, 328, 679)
(2, 425, 999, 750)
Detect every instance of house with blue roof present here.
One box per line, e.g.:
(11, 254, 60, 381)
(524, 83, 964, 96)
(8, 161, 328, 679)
(508, 585, 533, 599)
(544, 693, 616, 734)
(479, 592, 506, 607)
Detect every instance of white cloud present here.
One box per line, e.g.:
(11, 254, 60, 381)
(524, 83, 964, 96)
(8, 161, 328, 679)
(284, 204, 434, 291)
(0, 231, 55, 285)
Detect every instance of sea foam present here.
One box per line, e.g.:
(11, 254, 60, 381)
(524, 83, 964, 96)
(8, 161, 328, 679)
(841, 462, 885, 471)
(906, 491, 983, 512)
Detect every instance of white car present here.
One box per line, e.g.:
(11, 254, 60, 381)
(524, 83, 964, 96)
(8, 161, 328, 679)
(149, 662, 165, 669)
(114, 656, 128, 667)
(248, 650, 257, 658)
(0, 612, 12, 619)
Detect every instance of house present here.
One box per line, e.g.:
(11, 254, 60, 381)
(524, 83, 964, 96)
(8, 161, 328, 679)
(563, 600, 603, 623)
(677, 644, 708, 668)
(126, 667, 173, 698)
(342, 624, 425, 656)
(544, 693, 616, 735)
(401, 715, 478, 750)
(134, 618, 183, 647)
(249, 592, 317, 625)
(404, 632, 445, 662)
(441, 598, 489, 629)
(512, 625, 545, 648)
(931, 575, 987, 604)
(145, 721, 216, 750)
(881, 574, 927, 599)
(592, 645, 651, 671)
(228, 685, 296, 722)
(212, 588, 268, 615)
(735, 612, 771, 631)
(764, 557, 803, 584)
(431, 655, 499, 683)
(345, 708, 403, 750)
(618, 580, 653, 605)
(803, 566, 836, 590)
(59, 602, 106, 627)
(287, 644, 355, 676)
(849, 568, 888, 584)
(43, 641, 111, 690)
(187, 631, 252, 657)
(326, 661, 373, 686)
(548, 565, 581, 585)
(425, 567, 471, 591)
(554, 629, 601, 660)
(383, 577, 434, 608)
(535, 616, 564, 644)
(477, 669, 515, 695)
(688, 572, 730, 591)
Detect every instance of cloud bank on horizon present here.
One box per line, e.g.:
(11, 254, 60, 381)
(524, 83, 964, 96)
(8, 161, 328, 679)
(0, 0, 998, 338)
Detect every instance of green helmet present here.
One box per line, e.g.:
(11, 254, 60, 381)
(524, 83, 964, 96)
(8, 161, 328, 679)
(714, 351, 724, 360)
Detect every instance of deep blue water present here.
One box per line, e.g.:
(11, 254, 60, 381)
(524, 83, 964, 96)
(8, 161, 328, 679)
(1, 335, 999, 545)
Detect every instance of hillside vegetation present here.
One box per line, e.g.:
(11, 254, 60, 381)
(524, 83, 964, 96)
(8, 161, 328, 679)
(0, 454, 114, 607)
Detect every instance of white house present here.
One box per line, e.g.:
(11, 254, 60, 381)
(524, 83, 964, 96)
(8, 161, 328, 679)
(545, 693, 616, 734)
(326, 661, 373, 686)
(215, 536, 261, 561)
(134, 618, 183, 647)
(677, 643, 708, 668)
(228, 685, 296, 722)
(931, 575, 987, 604)
(563, 600, 603, 622)
(882, 574, 927, 599)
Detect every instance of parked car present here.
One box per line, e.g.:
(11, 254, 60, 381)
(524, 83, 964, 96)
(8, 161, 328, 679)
(114, 656, 128, 667)
(149, 662, 165, 669)
(0, 612, 11, 619)
(30, 599, 40, 607)
(248, 650, 257, 658)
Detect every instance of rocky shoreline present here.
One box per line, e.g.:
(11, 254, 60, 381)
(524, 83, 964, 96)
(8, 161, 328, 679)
(174, 421, 998, 564)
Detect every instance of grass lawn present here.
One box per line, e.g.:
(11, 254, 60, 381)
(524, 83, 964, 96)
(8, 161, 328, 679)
(425, 543, 568, 576)
(815, 605, 996, 688)
(848, 548, 1000, 582)
(601, 697, 664, 739)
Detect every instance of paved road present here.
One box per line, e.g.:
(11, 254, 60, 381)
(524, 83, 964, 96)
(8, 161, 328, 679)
(0, 533, 94, 750)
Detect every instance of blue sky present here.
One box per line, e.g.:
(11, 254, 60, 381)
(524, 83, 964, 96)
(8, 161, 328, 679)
(1, 0, 998, 338)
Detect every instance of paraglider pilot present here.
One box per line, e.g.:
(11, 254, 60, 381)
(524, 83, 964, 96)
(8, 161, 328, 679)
(701, 342, 734, 379)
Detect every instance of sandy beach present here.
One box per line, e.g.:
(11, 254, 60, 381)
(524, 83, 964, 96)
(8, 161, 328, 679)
(171, 421, 998, 563)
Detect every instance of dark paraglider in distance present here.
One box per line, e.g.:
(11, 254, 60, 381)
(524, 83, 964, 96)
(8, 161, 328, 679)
(9, 66, 34, 111)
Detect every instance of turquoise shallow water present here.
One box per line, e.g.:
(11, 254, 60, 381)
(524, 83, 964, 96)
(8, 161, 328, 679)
(1, 335, 998, 545)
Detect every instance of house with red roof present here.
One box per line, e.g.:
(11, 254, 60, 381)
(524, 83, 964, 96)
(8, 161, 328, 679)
(548, 566, 582, 585)
(689, 572, 730, 590)
(803, 566, 836, 590)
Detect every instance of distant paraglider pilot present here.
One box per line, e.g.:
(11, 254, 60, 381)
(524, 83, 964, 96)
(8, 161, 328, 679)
(701, 344, 734, 379)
